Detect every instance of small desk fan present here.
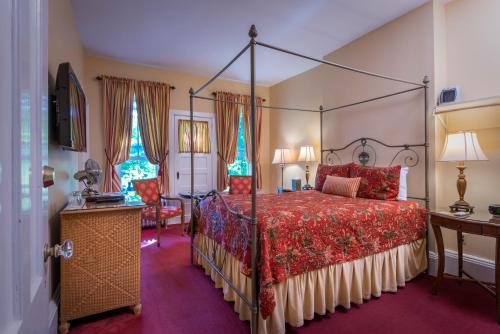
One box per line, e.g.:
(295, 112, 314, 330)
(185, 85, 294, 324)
(73, 159, 102, 196)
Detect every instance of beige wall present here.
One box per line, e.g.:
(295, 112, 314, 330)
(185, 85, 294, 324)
(84, 56, 272, 193)
(269, 3, 436, 202)
(434, 0, 500, 260)
(269, 66, 324, 189)
(444, 0, 500, 101)
(321, 2, 435, 207)
(48, 0, 87, 295)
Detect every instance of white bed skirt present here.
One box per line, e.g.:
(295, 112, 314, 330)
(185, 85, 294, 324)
(196, 235, 427, 334)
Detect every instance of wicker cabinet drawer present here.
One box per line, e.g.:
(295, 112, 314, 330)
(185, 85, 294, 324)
(59, 206, 142, 330)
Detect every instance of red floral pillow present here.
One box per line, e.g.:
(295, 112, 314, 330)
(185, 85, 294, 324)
(314, 163, 352, 191)
(229, 176, 252, 195)
(349, 164, 401, 200)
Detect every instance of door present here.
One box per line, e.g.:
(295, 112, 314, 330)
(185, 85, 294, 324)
(169, 110, 216, 221)
(0, 0, 51, 333)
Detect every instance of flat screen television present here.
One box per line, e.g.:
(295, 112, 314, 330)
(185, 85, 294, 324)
(55, 62, 87, 151)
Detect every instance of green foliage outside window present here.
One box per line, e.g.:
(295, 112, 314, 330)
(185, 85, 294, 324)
(119, 100, 157, 202)
(228, 111, 249, 176)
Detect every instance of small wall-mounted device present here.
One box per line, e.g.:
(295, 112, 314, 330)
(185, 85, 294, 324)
(438, 86, 460, 105)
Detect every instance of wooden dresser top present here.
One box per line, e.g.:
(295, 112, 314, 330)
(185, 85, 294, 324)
(61, 200, 145, 215)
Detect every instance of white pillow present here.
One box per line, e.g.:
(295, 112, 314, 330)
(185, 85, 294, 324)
(397, 167, 409, 201)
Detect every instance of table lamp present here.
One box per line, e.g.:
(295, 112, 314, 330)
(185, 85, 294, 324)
(272, 148, 293, 189)
(438, 131, 488, 213)
(298, 146, 316, 190)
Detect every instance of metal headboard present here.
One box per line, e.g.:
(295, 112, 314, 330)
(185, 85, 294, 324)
(322, 137, 425, 168)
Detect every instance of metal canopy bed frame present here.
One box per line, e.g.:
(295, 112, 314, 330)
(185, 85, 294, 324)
(188, 25, 430, 334)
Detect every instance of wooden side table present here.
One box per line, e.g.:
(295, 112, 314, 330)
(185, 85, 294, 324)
(430, 210, 500, 323)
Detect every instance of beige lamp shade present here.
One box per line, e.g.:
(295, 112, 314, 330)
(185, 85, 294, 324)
(272, 148, 293, 164)
(297, 146, 316, 162)
(439, 131, 488, 162)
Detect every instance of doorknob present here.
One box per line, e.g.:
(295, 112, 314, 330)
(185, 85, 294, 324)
(44, 240, 73, 262)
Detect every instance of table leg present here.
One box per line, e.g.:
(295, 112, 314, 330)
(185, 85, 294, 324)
(496, 237, 500, 323)
(457, 231, 463, 284)
(432, 223, 445, 295)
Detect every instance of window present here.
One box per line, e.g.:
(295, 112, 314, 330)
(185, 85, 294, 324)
(178, 119, 210, 153)
(119, 99, 158, 202)
(227, 110, 249, 176)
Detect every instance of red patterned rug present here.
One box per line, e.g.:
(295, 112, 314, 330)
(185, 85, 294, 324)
(68, 225, 498, 333)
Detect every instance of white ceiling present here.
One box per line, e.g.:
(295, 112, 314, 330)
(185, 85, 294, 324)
(71, 0, 428, 86)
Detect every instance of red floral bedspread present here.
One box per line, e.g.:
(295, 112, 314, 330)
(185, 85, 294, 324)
(196, 190, 426, 318)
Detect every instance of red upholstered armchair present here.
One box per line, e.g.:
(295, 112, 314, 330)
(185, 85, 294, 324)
(133, 178, 185, 247)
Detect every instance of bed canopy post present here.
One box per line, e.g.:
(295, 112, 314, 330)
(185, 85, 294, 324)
(319, 105, 324, 164)
(189, 87, 195, 265)
(423, 76, 430, 268)
(249, 24, 259, 334)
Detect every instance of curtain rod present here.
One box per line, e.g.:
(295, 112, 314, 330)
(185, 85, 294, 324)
(95, 75, 176, 90)
(211, 92, 266, 102)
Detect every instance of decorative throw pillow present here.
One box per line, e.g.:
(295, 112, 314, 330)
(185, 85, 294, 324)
(314, 163, 352, 191)
(229, 176, 252, 194)
(322, 175, 361, 198)
(350, 164, 401, 200)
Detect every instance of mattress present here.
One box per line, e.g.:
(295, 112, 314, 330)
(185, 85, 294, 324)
(196, 190, 426, 318)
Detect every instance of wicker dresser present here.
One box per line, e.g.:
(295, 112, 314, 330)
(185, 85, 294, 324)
(59, 201, 144, 334)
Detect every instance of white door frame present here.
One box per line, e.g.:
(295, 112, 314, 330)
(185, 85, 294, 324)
(0, 0, 50, 333)
(168, 110, 217, 222)
(168, 109, 217, 196)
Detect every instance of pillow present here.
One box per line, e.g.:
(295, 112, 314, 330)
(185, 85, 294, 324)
(398, 167, 409, 201)
(314, 163, 352, 191)
(322, 175, 361, 198)
(350, 164, 401, 200)
(229, 176, 252, 194)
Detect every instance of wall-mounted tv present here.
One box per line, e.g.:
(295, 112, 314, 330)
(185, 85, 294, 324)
(55, 62, 87, 151)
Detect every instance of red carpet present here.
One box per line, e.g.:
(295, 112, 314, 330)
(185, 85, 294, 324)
(69, 226, 498, 334)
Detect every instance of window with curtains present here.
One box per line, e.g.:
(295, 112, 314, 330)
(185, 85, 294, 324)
(227, 110, 249, 176)
(118, 98, 158, 201)
(178, 119, 211, 153)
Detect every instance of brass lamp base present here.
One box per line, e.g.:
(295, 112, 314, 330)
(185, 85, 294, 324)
(449, 201, 474, 213)
(302, 163, 313, 191)
(449, 163, 474, 214)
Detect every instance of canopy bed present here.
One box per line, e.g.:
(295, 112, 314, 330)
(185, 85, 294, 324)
(188, 25, 430, 334)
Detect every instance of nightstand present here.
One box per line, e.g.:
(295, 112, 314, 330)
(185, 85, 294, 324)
(430, 210, 500, 323)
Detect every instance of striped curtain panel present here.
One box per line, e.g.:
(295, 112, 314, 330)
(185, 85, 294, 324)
(214, 91, 240, 191)
(135, 81, 172, 194)
(102, 76, 134, 193)
(178, 119, 210, 153)
(241, 95, 263, 189)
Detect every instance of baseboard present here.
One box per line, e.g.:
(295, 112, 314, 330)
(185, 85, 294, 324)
(48, 285, 60, 334)
(428, 249, 495, 283)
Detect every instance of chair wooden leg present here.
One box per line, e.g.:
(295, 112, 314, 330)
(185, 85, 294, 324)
(156, 219, 161, 247)
(181, 213, 185, 236)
